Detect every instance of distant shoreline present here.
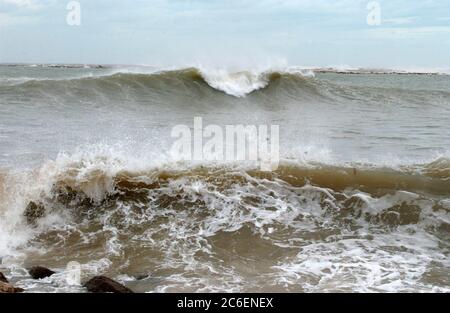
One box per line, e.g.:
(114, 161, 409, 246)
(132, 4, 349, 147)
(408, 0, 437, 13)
(0, 63, 448, 76)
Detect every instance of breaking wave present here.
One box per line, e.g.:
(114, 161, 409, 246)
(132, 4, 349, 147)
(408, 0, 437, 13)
(0, 147, 449, 292)
(0, 67, 316, 98)
(1, 64, 449, 292)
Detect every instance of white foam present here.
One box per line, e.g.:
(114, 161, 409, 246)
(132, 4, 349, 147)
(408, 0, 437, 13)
(199, 69, 270, 97)
(198, 66, 315, 97)
(0, 142, 448, 292)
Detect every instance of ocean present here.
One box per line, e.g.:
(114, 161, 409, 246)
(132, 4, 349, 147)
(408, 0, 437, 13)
(0, 64, 449, 292)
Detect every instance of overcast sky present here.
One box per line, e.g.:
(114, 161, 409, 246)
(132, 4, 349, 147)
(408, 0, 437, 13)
(0, 0, 449, 68)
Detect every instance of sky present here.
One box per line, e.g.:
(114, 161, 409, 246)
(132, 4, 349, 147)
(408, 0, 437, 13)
(0, 0, 449, 68)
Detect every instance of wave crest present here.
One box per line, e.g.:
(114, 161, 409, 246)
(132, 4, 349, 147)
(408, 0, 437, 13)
(4, 67, 315, 98)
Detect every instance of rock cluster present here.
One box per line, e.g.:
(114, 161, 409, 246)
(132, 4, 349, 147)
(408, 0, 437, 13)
(28, 266, 56, 280)
(1, 266, 134, 293)
(0, 272, 24, 293)
(83, 276, 134, 293)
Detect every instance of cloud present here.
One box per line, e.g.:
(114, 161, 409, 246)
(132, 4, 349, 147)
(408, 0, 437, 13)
(0, 0, 55, 10)
(383, 16, 418, 25)
(2, 0, 39, 9)
(0, 11, 37, 26)
(1, 0, 450, 66)
(3, 0, 33, 6)
(0, 0, 57, 27)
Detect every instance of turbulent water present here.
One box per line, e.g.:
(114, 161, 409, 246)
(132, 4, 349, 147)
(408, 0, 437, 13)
(0, 64, 449, 293)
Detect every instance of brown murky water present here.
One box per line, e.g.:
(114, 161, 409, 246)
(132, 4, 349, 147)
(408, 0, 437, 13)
(0, 65, 449, 292)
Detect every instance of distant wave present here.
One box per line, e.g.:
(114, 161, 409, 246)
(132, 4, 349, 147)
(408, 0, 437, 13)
(2, 66, 450, 104)
(2, 63, 107, 69)
(304, 66, 450, 75)
(3, 63, 450, 74)
(1, 67, 316, 97)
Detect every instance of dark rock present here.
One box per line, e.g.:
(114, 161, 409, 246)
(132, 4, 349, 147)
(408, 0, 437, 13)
(0, 272, 8, 283)
(0, 281, 24, 293)
(29, 266, 55, 279)
(24, 201, 45, 224)
(84, 276, 134, 293)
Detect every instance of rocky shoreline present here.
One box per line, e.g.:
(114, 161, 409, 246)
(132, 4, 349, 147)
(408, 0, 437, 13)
(0, 203, 135, 293)
(0, 272, 24, 293)
(0, 266, 134, 293)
